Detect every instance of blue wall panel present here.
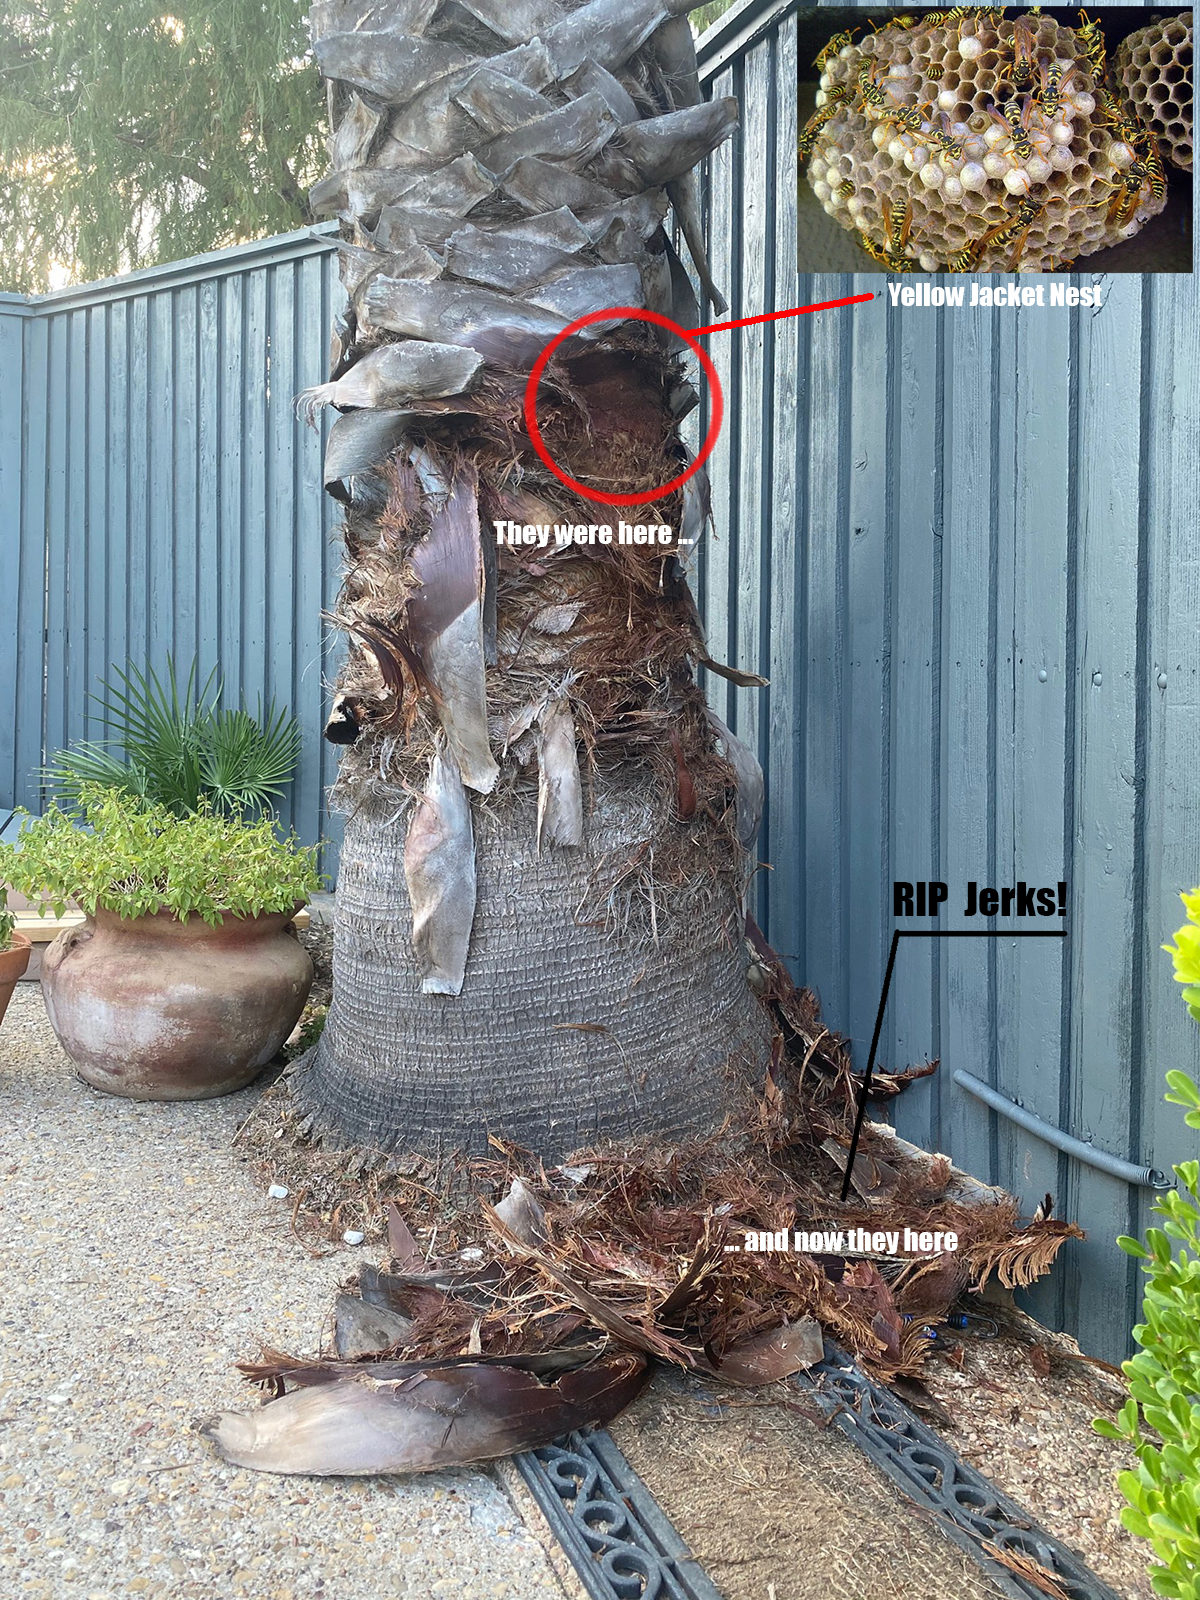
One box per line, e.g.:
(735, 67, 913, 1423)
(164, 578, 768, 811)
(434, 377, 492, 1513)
(0, 231, 344, 871)
(695, 0, 1200, 1362)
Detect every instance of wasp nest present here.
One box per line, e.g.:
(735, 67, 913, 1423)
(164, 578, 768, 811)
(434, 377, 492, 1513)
(1113, 12, 1193, 172)
(803, 10, 1168, 273)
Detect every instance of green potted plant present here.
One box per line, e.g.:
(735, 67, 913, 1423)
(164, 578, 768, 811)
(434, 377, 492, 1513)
(0, 787, 324, 1100)
(0, 888, 33, 1027)
(44, 656, 302, 815)
(1090, 890, 1200, 1599)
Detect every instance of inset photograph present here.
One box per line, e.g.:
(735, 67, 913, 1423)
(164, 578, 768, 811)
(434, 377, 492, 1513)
(797, 6, 1193, 273)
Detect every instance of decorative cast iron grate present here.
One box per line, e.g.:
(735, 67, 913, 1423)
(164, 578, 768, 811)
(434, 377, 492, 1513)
(513, 1427, 724, 1600)
(512, 1347, 1125, 1600)
(796, 1346, 1126, 1600)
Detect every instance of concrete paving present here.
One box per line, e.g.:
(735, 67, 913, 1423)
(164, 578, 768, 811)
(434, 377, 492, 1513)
(0, 988, 568, 1600)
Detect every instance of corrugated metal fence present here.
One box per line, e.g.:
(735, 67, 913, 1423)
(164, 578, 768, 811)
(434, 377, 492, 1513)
(0, 230, 344, 859)
(697, 0, 1200, 1361)
(1, 0, 1197, 1358)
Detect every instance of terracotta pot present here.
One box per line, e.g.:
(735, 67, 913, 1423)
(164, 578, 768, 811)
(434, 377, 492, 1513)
(0, 932, 32, 1026)
(41, 906, 313, 1100)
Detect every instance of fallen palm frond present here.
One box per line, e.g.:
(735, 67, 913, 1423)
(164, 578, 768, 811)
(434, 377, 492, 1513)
(204, 1349, 648, 1476)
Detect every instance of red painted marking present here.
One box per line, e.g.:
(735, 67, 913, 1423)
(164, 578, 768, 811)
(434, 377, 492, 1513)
(522, 294, 874, 507)
(523, 307, 722, 508)
(693, 292, 876, 336)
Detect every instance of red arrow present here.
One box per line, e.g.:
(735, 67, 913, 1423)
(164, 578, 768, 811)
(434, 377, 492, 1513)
(695, 292, 876, 336)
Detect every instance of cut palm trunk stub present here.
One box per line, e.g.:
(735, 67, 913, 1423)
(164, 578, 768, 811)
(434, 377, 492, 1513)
(293, 0, 765, 1157)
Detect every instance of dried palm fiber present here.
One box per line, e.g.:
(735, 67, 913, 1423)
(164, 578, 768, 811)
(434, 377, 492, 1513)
(292, 0, 762, 1159)
(217, 977, 1083, 1477)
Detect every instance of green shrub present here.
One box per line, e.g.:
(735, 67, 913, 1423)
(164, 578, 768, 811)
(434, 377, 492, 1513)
(0, 888, 14, 951)
(44, 658, 301, 816)
(1165, 891, 1200, 1025)
(0, 786, 324, 927)
(1094, 1068, 1200, 1598)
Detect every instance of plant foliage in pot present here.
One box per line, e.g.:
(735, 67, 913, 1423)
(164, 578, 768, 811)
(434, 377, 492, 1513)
(0, 889, 32, 1028)
(0, 787, 324, 1100)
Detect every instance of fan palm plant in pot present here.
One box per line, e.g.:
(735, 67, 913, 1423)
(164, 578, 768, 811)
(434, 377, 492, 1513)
(0, 789, 324, 1100)
(43, 657, 303, 816)
(0, 890, 33, 1029)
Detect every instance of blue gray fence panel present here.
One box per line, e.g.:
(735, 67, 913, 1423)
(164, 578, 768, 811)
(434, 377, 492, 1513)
(696, 0, 1200, 1361)
(0, 232, 345, 870)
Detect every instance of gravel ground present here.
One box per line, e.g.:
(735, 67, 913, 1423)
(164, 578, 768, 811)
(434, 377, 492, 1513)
(0, 987, 567, 1600)
(921, 1306, 1153, 1600)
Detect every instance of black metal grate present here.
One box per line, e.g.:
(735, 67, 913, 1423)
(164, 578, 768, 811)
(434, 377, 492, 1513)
(514, 1428, 724, 1600)
(512, 1347, 1124, 1600)
(796, 1347, 1126, 1600)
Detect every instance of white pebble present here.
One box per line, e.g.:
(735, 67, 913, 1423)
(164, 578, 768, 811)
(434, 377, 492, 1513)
(342, 1229, 366, 1245)
(1110, 142, 1135, 169)
(919, 252, 939, 272)
(959, 34, 983, 59)
(983, 151, 1010, 178)
(938, 89, 959, 111)
(942, 174, 964, 201)
(919, 162, 944, 189)
(960, 161, 988, 192)
(267, 1184, 289, 1199)
(1025, 155, 1052, 183)
(1004, 166, 1032, 195)
(459, 1247, 484, 1261)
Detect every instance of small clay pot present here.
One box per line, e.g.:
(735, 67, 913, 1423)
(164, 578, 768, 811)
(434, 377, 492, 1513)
(0, 932, 32, 1026)
(41, 906, 313, 1100)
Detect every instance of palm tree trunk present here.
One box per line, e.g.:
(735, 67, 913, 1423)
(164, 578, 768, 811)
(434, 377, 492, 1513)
(290, 0, 771, 1159)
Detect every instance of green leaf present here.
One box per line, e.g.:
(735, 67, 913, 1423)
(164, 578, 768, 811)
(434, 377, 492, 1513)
(1166, 1071, 1200, 1109)
(1122, 1506, 1153, 1540)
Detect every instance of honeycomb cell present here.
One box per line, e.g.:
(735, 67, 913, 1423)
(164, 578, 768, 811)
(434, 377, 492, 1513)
(1113, 12, 1193, 171)
(804, 10, 1169, 270)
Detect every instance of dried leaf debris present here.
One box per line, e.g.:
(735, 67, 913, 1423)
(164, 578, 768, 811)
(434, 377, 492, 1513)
(214, 951, 1081, 1475)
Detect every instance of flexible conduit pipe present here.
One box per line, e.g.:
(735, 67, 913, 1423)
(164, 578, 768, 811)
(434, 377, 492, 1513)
(951, 1069, 1173, 1190)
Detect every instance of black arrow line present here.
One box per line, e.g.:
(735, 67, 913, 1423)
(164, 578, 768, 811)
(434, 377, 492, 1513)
(839, 927, 1069, 1202)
